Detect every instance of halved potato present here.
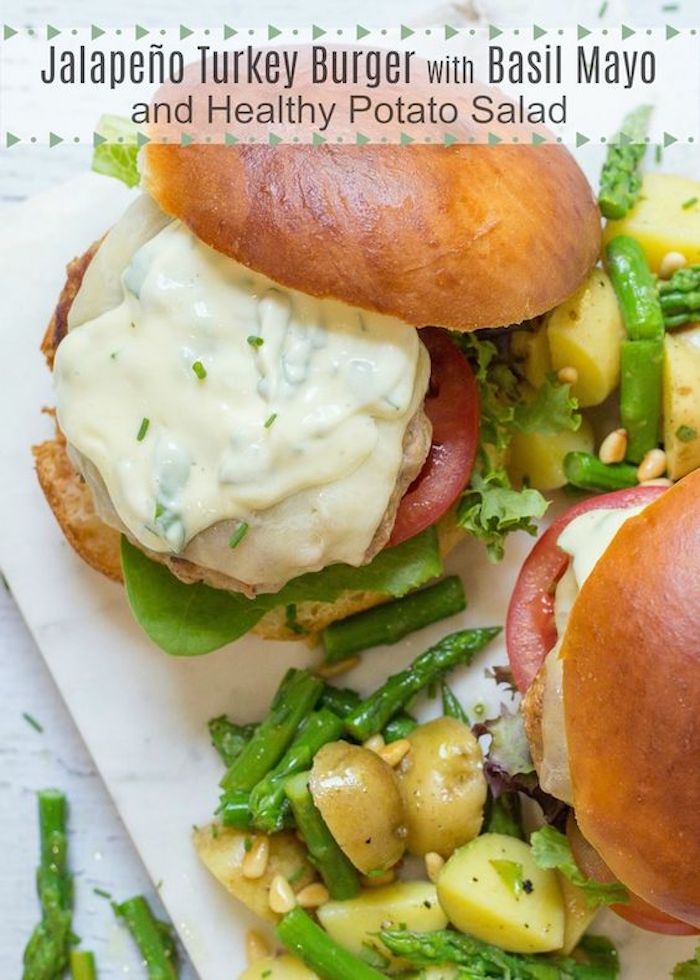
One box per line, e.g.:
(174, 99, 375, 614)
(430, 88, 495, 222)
(239, 956, 318, 980)
(663, 326, 700, 479)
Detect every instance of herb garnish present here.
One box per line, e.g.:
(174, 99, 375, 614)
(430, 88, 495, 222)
(192, 360, 207, 380)
(677, 425, 698, 443)
(136, 417, 150, 442)
(264, 413, 278, 429)
(228, 521, 250, 549)
(682, 197, 699, 210)
(22, 712, 44, 733)
(247, 335, 264, 348)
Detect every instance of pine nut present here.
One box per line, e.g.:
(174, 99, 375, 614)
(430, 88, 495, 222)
(640, 477, 673, 487)
(378, 739, 412, 768)
(315, 656, 361, 679)
(296, 882, 330, 908)
(425, 851, 445, 883)
(269, 874, 297, 914)
(246, 930, 271, 964)
(599, 428, 628, 465)
(637, 448, 667, 482)
(362, 869, 396, 888)
(658, 251, 687, 280)
(242, 836, 270, 880)
(363, 733, 386, 754)
(557, 366, 579, 386)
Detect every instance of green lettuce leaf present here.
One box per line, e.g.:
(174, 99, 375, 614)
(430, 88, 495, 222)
(514, 374, 581, 435)
(457, 467, 549, 561)
(673, 945, 700, 979)
(121, 527, 442, 656)
(92, 114, 140, 188)
(530, 826, 629, 909)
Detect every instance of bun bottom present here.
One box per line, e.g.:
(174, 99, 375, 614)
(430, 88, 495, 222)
(33, 429, 464, 641)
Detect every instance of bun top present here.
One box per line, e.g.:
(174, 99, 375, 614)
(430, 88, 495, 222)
(143, 144, 600, 331)
(562, 471, 700, 926)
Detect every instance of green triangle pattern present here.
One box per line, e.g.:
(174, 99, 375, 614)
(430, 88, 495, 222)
(269, 133, 283, 145)
(488, 24, 502, 40)
(91, 24, 105, 39)
(181, 133, 193, 146)
(223, 25, 237, 39)
(135, 25, 148, 39)
(400, 132, 414, 145)
(400, 25, 414, 39)
(268, 25, 281, 39)
(575, 132, 590, 147)
(312, 25, 325, 39)
(621, 24, 635, 40)
(532, 132, 547, 145)
(312, 132, 326, 145)
(577, 25, 591, 39)
(137, 131, 150, 147)
(6, 132, 20, 147)
(180, 25, 193, 39)
(663, 132, 677, 147)
(487, 132, 502, 145)
(49, 132, 63, 147)
(619, 131, 632, 146)
(666, 25, 680, 39)
(533, 24, 546, 40)
(3, 25, 18, 40)
(443, 133, 457, 146)
(356, 25, 370, 39)
(46, 24, 60, 39)
(225, 133, 238, 145)
(356, 133, 370, 145)
(444, 25, 458, 40)
(93, 131, 107, 146)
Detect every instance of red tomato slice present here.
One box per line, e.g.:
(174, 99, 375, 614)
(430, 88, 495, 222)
(389, 328, 479, 547)
(567, 815, 700, 936)
(506, 484, 667, 692)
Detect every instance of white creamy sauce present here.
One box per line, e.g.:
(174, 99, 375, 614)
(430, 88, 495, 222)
(54, 204, 429, 589)
(536, 503, 646, 802)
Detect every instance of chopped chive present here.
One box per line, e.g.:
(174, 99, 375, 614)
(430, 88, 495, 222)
(93, 887, 112, 899)
(243, 837, 253, 852)
(285, 603, 308, 636)
(136, 417, 150, 441)
(228, 521, 249, 549)
(597, 0, 608, 15)
(192, 360, 207, 380)
(154, 502, 165, 520)
(247, 335, 264, 348)
(676, 425, 697, 443)
(655, 144, 663, 165)
(264, 413, 278, 429)
(682, 197, 698, 210)
(22, 712, 43, 733)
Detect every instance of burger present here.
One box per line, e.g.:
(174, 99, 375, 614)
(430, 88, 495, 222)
(35, 142, 599, 654)
(507, 472, 700, 933)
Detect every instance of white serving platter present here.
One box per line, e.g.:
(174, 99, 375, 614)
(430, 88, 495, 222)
(0, 166, 696, 979)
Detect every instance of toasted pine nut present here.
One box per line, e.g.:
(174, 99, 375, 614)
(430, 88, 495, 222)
(425, 851, 445, 883)
(269, 874, 297, 914)
(599, 428, 628, 465)
(640, 477, 673, 487)
(378, 739, 412, 768)
(363, 733, 386, 754)
(242, 836, 270, 880)
(296, 882, 330, 908)
(557, 366, 579, 386)
(362, 869, 396, 888)
(315, 656, 361, 679)
(637, 448, 667, 482)
(658, 251, 687, 280)
(246, 930, 271, 964)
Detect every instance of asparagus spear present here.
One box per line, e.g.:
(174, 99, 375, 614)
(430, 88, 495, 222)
(382, 712, 418, 743)
(284, 772, 360, 899)
(606, 236, 665, 462)
(218, 789, 253, 829)
(318, 685, 360, 718)
(208, 716, 256, 767)
(483, 792, 524, 839)
(441, 680, 470, 724)
(70, 950, 98, 980)
(563, 452, 638, 492)
(344, 628, 501, 742)
(250, 709, 345, 833)
(220, 669, 323, 793)
(22, 789, 73, 980)
(322, 577, 466, 663)
(658, 264, 700, 328)
(277, 907, 383, 980)
(113, 896, 178, 980)
(598, 105, 652, 219)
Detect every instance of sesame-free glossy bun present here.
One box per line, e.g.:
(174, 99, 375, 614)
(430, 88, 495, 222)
(561, 470, 700, 927)
(143, 143, 600, 331)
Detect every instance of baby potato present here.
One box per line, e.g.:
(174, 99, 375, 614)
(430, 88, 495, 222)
(437, 833, 565, 954)
(194, 824, 316, 923)
(396, 717, 487, 858)
(310, 741, 406, 874)
(239, 956, 319, 980)
(603, 173, 700, 272)
(511, 323, 552, 390)
(317, 881, 447, 966)
(558, 875, 599, 955)
(507, 418, 595, 492)
(546, 268, 625, 407)
(663, 326, 700, 480)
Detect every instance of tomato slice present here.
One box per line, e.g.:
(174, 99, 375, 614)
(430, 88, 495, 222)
(506, 484, 667, 692)
(567, 814, 700, 937)
(389, 328, 479, 547)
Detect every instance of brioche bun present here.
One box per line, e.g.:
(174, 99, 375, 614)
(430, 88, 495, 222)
(144, 143, 600, 332)
(561, 470, 700, 926)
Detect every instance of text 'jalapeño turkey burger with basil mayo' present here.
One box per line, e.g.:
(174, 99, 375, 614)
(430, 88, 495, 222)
(35, 141, 600, 655)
